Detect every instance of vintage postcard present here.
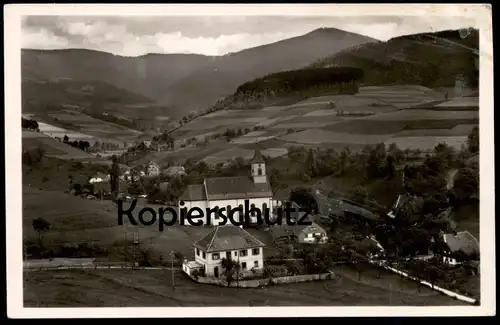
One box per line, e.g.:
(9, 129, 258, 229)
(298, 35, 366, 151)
(5, 3, 494, 318)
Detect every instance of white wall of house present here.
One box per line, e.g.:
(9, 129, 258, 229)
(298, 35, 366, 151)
(208, 197, 273, 226)
(300, 232, 328, 244)
(442, 255, 459, 266)
(180, 200, 209, 225)
(194, 247, 264, 277)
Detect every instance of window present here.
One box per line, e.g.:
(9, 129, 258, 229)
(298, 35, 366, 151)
(240, 249, 248, 257)
(241, 262, 247, 270)
(234, 251, 238, 256)
(252, 248, 260, 256)
(258, 167, 262, 176)
(202, 252, 206, 259)
(254, 261, 259, 268)
(212, 253, 220, 260)
(250, 204, 256, 217)
(196, 248, 200, 256)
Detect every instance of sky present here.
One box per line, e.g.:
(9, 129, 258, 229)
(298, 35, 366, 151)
(21, 15, 477, 57)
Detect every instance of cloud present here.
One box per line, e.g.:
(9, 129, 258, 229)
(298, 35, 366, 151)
(22, 27, 70, 49)
(21, 15, 477, 56)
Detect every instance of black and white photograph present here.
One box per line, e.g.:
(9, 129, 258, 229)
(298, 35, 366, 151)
(5, 3, 494, 318)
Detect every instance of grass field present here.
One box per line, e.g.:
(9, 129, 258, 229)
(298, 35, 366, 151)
(22, 131, 96, 160)
(23, 263, 466, 307)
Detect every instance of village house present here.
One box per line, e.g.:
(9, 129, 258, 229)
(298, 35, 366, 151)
(271, 221, 328, 245)
(182, 225, 266, 278)
(145, 161, 161, 177)
(440, 230, 480, 266)
(359, 235, 385, 259)
(163, 166, 186, 178)
(179, 149, 274, 226)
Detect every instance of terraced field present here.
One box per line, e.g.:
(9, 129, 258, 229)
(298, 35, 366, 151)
(159, 86, 478, 166)
(47, 110, 141, 142)
(22, 131, 96, 160)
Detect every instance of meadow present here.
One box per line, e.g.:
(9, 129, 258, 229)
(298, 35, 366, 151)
(22, 131, 96, 160)
(23, 264, 466, 307)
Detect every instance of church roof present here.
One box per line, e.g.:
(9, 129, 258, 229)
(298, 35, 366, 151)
(205, 176, 272, 200)
(193, 225, 266, 253)
(250, 149, 265, 164)
(179, 184, 207, 201)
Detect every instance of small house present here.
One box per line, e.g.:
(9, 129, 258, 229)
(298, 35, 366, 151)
(441, 230, 479, 265)
(146, 161, 160, 176)
(183, 225, 266, 278)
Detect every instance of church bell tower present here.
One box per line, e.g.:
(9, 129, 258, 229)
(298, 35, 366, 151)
(250, 149, 267, 184)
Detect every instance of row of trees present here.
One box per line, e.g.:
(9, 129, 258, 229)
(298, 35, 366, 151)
(22, 117, 39, 131)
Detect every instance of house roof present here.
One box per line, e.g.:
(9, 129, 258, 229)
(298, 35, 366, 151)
(443, 231, 479, 255)
(179, 184, 207, 201)
(250, 149, 265, 164)
(271, 218, 324, 239)
(193, 225, 266, 252)
(205, 176, 272, 200)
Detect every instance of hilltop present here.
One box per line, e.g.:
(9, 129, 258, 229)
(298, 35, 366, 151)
(310, 29, 479, 88)
(22, 28, 377, 118)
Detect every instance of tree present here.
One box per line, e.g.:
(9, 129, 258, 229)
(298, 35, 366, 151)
(452, 166, 479, 202)
(467, 126, 479, 154)
(63, 135, 69, 144)
(32, 217, 51, 247)
(351, 185, 368, 204)
(220, 257, 240, 287)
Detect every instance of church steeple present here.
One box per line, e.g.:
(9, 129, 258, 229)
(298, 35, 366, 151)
(250, 149, 266, 183)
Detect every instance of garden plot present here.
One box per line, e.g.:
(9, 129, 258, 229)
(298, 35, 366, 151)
(205, 147, 256, 160)
(385, 136, 468, 151)
(324, 119, 409, 134)
(261, 147, 289, 159)
(199, 109, 247, 118)
(279, 129, 392, 145)
(231, 135, 277, 145)
(269, 121, 334, 130)
(395, 124, 478, 137)
(364, 109, 479, 121)
(179, 118, 240, 131)
(243, 130, 268, 137)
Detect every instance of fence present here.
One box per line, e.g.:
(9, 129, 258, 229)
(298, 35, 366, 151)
(188, 271, 336, 288)
(370, 260, 477, 305)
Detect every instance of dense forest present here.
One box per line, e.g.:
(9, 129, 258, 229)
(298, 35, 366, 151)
(311, 29, 479, 88)
(235, 67, 364, 96)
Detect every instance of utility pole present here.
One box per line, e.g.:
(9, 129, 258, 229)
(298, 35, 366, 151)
(171, 250, 175, 290)
(124, 231, 128, 266)
(133, 231, 139, 268)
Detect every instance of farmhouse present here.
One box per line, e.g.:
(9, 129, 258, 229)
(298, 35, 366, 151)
(441, 230, 480, 266)
(179, 149, 274, 226)
(146, 161, 161, 176)
(271, 221, 328, 245)
(182, 225, 266, 278)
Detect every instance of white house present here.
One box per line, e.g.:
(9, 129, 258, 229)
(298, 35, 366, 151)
(441, 231, 479, 266)
(182, 225, 266, 278)
(179, 149, 274, 226)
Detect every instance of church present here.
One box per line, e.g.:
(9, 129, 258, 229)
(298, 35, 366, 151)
(179, 149, 274, 226)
